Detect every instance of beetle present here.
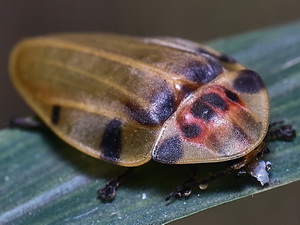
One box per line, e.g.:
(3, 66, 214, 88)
(9, 33, 296, 201)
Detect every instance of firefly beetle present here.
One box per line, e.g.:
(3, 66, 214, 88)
(9, 33, 296, 201)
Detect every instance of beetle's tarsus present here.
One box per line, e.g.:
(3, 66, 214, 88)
(166, 171, 227, 201)
(97, 178, 119, 201)
(266, 121, 296, 141)
(165, 180, 193, 201)
(97, 168, 134, 201)
(9, 117, 43, 129)
(165, 166, 200, 201)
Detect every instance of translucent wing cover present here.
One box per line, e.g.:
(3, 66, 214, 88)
(10, 33, 269, 166)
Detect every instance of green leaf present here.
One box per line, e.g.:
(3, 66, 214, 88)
(1, 21, 300, 225)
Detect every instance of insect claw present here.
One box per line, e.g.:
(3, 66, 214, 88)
(97, 179, 119, 201)
(165, 185, 192, 201)
(97, 168, 133, 201)
(182, 188, 192, 197)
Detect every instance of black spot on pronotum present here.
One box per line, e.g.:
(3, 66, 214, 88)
(201, 93, 227, 111)
(191, 100, 216, 121)
(100, 119, 122, 162)
(51, 105, 61, 124)
(181, 124, 202, 138)
(224, 89, 239, 102)
(125, 89, 175, 126)
(180, 57, 223, 84)
(233, 70, 264, 94)
(153, 136, 183, 163)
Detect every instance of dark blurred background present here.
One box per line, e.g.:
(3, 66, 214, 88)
(1, 1, 300, 224)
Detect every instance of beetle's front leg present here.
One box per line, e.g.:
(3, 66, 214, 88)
(266, 120, 296, 141)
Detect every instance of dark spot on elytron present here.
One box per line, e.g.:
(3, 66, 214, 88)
(233, 70, 264, 94)
(191, 100, 216, 121)
(201, 93, 227, 111)
(181, 123, 202, 138)
(100, 119, 122, 162)
(224, 88, 239, 102)
(125, 89, 175, 126)
(195, 48, 237, 63)
(180, 57, 224, 84)
(51, 105, 61, 124)
(153, 136, 183, 163)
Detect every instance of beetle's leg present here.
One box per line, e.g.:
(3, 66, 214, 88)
(266, 120, 296, 141)
(165, 165, 198, 201)
(9, 117, 44, 129)
(97, 168, 134, 201)
(167, 122, 296, 201)
(166, 144, 268, 201)
(165, 166, 232, 201)
(165, 178, 194, 201)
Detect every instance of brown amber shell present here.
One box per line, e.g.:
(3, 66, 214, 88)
(9, 34, 269, 166)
